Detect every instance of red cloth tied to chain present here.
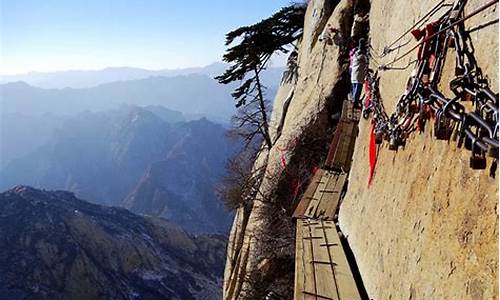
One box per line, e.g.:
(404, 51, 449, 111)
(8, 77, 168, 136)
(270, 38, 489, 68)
(412, 22, 438, 61)
(368, 122, 377, 187)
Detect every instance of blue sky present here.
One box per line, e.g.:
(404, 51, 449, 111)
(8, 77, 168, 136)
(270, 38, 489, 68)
(1, 0, 291, 75)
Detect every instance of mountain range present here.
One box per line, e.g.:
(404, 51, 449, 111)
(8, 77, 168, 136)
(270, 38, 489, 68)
(0, 186, 226, 299)
(0, 105, 237, 233)
(0, 62, 274, 89)
(1, 64, 283, 122)
(0, 63, 284, 234)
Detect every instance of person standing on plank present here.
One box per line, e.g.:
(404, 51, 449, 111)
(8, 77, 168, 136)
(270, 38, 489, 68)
(350, 38, 368, 108)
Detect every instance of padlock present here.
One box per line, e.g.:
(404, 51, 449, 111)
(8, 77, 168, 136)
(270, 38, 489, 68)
(422, 74, 430, 85)
(437, 117, 453, 140)
(389, 136, 398, 151)
(398, 137, 407, 148)
(457, 132, 465, 148)
(363, 109, 370, 120)
(462, 92, 473, 102)
(434, 120, 442, 139)
(409, 104, 419, 114)
(470, 153, 487, 169)
(469, 137, 487, 169)
(375, 132, 383, 144)
(434, 115, 446, 140)
(448, 36, 455, 48)
(455, 66, 464, 77)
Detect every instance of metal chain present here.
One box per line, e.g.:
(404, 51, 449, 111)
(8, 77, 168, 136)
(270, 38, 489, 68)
(363, 0, 499, 169)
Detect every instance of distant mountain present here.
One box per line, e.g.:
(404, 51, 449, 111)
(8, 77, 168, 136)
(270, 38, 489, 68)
(124, 118, 234, 233)
(0, 112, 67, 168)
(0, 62, 284, 89)
(0, 67, 283, 122)
(0, 75, 236, 122)
(0, 63, 230, 89)
(0, 186, 225, 299)
(0, 106, 235, 233)
(0, 105, 183, 169)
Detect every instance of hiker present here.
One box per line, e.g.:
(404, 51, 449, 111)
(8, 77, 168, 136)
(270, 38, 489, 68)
(350, 39, 368, 108)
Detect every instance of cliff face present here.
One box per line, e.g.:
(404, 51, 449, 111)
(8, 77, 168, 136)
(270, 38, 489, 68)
(224, 0, 498, 299)
(0, 186, 225, 300)
(224, 0, 354, 298)
(339, 1, 499, 299)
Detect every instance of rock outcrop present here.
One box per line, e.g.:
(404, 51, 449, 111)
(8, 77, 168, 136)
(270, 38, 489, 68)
(339, 1, 499, 299)
(0, 186, 225, 299)
(223, 0, 498, 299)
(224, 0, 354, 298)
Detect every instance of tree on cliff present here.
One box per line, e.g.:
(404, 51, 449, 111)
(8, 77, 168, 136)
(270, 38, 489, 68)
(216, 3, 306, 150)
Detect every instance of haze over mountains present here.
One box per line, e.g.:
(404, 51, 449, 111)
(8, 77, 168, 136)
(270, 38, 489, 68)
(1, 63, 283, 122)
(0, 62, 277, 298)
(1, 105, 237, 233)
(1, 62, 283, 234)
(0, 63, 232, 89)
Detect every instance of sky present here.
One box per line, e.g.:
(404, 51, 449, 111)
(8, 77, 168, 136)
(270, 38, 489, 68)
(0, 0, 292, 75)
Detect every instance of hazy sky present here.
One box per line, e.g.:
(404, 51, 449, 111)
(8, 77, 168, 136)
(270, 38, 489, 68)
(1, 0, 291, 75)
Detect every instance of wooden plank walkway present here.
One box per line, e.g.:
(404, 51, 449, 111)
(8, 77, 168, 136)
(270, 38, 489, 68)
(324, 120, 359, 172)
(293, 169, 346, 220)
(293, 169, 326, 219)
(340, 100, 361, 121)
(324, 101, 361, 172)
(294, 219, 361, 300)
(293, 99, 362, 300)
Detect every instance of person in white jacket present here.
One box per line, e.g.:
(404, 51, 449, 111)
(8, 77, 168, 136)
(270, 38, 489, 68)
(350, 39, 368, 108)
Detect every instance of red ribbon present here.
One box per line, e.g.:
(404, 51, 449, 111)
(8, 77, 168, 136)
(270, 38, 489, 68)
(368, 122, 377, 187)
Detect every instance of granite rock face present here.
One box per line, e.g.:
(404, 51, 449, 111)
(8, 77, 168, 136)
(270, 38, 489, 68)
(0, 186, 226, 300)
(339, 1, 499, 299)
(223, 0, 354, 298)
(223, 0, 498, 299)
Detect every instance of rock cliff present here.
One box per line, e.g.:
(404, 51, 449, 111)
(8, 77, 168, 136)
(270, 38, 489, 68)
(0, 186, 225, 299)
(339, 1, 499, 299)
(223, 0, 498, 299)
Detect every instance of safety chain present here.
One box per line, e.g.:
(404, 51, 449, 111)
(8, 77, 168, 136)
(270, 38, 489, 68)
(363, 0, 499, 170)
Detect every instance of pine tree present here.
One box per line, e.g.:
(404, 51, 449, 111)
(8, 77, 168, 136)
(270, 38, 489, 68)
(216, 3, 306, 150)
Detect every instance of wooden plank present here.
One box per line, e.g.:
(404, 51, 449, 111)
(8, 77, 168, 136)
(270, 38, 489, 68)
(314, 171, 337, 219)
(324, 223, 361, 300)
(303, 220, 319, 299)
(323, 173, 347, 219)
(294, 219, 305, 300)
(295, 219, 362, 300)
(312, 222, 339, 299)
(330, 121, 359, 172)
(293, 170, 325, 219)
(325, 122, 344, 169)
(341, 100, 361, 121)
(315, 172, 347, 220)
(305, 172, 332, 218)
